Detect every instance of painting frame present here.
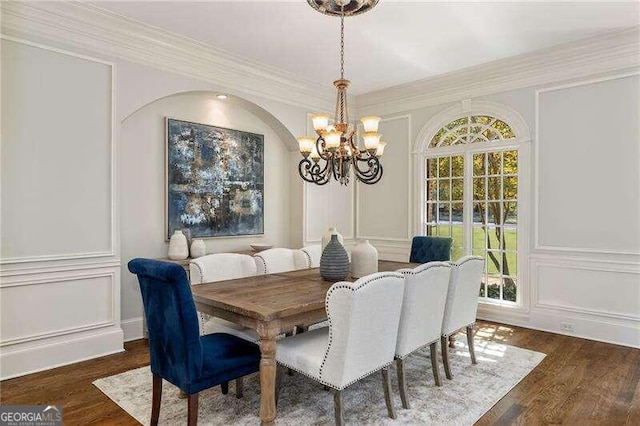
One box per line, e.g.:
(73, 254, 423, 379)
(165, 117, 265, 240)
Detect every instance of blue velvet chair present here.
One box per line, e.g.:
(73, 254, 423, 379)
(128, 258, 260, 426)
(409, 236, 453, 263)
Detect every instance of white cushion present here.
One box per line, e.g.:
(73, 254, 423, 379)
(395, 262, 452, 358)
(276, 327, 329, 381)
(441, 256, 484, 336)
(301, 245, 322, 268)
(203, 317, 260, 343)
(254, 247, 310, 274)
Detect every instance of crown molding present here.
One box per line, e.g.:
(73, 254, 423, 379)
(0, 1, 336, 112)
(356, 27, 640, 116)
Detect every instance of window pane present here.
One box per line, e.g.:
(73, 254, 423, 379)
(425, 202, 436, 224)
(503, 278, 517, 302)
(487, 152, 501, 174)
(503, 253, 517, 276)
(486, 275, 501, 299)
(426, 179, 438, 202)
(427, 158, 438, 178)
(487, 227, 502, 250)
(473, 153, 485, 176)
(504, 226, 517, 252)
(439, 180, 451, 202)
(473, 203, 486, 224)
(438, 157, 450, 177)
(504, 202, 517, 225)
(488, 177, 501, 200)
(451, 202, 463, 223)
(451, 178, 463, 201)
(504, 176, 518, 200)
(487, 202, 501, 225)
(437, 224, 451, 237)
(451, 155, 464, 177)
(503, 150, 518, 171)
(438, 203, 451, 223)
(487, 252, 501, 275)
(473, 178, 485, 200)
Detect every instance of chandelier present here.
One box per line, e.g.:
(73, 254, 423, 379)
(297, 0, 386, 186)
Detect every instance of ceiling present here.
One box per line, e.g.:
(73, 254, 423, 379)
(92, 1, 640, 95)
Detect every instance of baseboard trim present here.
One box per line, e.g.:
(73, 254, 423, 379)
(477, 307, 640, 349)
(121, 317, 145, 342)
(0, 327, 124, 380)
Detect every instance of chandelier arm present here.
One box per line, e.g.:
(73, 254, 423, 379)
(353, 155, 380, 178)
(353, 156, 383, 184)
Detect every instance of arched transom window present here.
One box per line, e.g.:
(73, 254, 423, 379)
(429, 115, 516, 148)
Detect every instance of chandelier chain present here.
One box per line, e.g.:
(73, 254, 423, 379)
(340, 5, 345, 79)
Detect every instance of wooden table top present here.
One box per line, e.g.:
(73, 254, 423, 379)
(191, 260, 415, 322)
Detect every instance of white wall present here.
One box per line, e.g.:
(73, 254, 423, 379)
(120, 92, 295, 322)
(1, 38, 123, 379)
(350, 71, 640, 348)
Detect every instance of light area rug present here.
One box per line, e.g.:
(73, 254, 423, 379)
(93, 340, 545, 425)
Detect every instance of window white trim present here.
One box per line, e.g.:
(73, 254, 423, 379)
(413, 100, 531, 312)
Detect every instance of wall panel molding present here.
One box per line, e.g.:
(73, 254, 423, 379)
(356, 115, 412, 242)
(0, 35, 118, 265)
(534, 71, 640, 256)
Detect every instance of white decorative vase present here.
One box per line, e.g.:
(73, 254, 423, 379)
(351, 240, 378, 278)
(168, 230, 189, 260)
(322, 227, 344, 251)
(190, 239, 206, 258)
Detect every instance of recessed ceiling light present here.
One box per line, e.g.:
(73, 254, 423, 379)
(216, 94, 228, 100)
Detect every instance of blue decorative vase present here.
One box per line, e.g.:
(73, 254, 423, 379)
(320, 234, 350, 282)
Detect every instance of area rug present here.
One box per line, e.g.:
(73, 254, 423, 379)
(94, 340, 544, 425)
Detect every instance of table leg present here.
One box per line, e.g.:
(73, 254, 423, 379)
(258, 330, 277, 425)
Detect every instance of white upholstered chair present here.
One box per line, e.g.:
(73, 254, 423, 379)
(301, 244, 322, 268)
(276, 272, 406, 425)
(254, 247, 310, 274)
(395, 261, 452, 408)
(189, 253, 260, 343)
(440, 255, 484, 379)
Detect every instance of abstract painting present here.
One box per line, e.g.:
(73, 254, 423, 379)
(166, 118, 264, 239)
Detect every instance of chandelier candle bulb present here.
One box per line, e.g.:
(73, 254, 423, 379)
(363, 132, 381, 153)
(360, 116, 381, 132)
(325, 130, 342, 151)
(298, 137, 315, 157)
(312, 114, 330, 132)
(310, 144, 321, 162)
(376, 141, 387, 158)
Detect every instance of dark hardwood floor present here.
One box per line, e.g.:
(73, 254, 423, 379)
(1, 321, 638, 425)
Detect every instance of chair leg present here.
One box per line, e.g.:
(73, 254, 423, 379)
(396, 358, 410, 409)
(235, 377, 244, 399)
(187, 392, 198, 426)
(221, 381, 229, 395)
(382, 367, 397, 419)
(441, 335, 453, 380)
(467, 325, 477, 365)
(333, 389, 344, 426)
(448, 334, 456, 348)
(178, 389, 188, 399)
(429, 341, 442, 387)
(151, 374, 162, 426)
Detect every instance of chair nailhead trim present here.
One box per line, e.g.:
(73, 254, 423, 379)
(398, 262, 451, 276)
(255, 255, 268, 274)
(301, 250, 313, 268)
(318, 273, 404, 388)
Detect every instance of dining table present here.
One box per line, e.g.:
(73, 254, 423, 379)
(191, 259, 416, 425)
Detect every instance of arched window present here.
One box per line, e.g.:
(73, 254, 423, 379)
(415, 102, 529, 306)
